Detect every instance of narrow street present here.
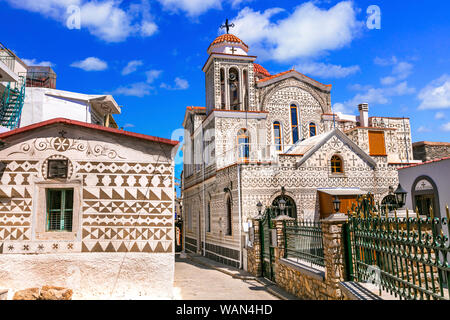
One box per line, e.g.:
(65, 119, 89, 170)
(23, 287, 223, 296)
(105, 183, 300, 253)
(173, 255, 280, 300)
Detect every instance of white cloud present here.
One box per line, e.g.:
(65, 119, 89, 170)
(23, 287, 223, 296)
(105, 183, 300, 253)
(157, 0, 222, 16)
(71, 57, 108, 71)
(296, 62, 360, 79)
(122, 60, 144, 75)
(22, 58, 54, 67)
(379, 59, 414, 85)
(336, 81, 415, 113)
(441, 122, 450, 131)
(161, 77, 189, 90)
(113, 82, 154, 97)
(4, 0, 157, 42)
(145, 70, 163, 83)
(435, 112, 445, 120)
(230, 1, 362, 62)
(417, 126, 431, 133)
(418, 74, 450, 110)
(123, 123, 135, 128)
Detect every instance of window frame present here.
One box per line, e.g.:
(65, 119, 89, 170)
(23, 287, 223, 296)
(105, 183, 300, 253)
(290, 104, 300, 144)
(273, 121, 282, 151)
(309, 122, 317, 137)
(46, 188, 74, 232)
(237, 128, 250, 162)
(330, 155, 344, 174)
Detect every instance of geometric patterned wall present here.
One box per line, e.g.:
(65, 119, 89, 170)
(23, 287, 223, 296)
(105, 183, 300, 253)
(0, 124, 175, 255)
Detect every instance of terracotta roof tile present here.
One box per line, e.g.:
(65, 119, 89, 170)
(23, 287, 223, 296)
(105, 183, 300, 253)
(208, 34, 248, 51)
(0, 118, 179, 146)
(253, 63, 271, 77)
(398, 157, 450, 170)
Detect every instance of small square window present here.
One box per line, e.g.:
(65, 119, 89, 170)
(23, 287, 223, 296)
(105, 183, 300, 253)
(46, 189, 73, 232)
(47, 160, 68, 179)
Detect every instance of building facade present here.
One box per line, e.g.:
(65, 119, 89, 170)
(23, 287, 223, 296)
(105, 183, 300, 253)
(182, 33, 420, 268)
(0, 118, 178, 299)
(413, 141, 450, 162)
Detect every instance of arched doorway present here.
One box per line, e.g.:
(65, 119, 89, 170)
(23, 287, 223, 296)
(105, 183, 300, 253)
(412, 176, 440, 218)
(272, 195, 297, 219)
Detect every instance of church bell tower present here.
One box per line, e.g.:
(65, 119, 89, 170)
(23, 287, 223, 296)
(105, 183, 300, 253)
(203, 22, 257, 114)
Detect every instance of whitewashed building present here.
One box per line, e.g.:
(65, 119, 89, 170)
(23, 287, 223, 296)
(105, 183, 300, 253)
(182, 33, 420, 268)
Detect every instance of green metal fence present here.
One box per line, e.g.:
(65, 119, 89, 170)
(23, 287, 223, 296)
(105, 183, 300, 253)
(284, 220, 325, 268)
(348, 204, 450, 300)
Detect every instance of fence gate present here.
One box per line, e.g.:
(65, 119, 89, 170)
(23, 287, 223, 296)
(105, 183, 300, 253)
(260, 208, 276, 281)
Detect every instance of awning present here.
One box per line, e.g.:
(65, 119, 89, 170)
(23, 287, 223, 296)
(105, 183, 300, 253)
(317, 188, 366, 196)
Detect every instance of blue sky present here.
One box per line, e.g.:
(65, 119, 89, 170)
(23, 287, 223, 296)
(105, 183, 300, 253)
(1, 0, 450, 183)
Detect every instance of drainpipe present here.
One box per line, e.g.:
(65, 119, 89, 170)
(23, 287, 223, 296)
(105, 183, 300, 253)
(237, 163, 243, 269)
(202, 129, 206, 257)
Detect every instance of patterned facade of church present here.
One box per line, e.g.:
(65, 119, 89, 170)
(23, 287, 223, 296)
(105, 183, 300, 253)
(0, 118, 178, 299)
(182, 34, 418, 268)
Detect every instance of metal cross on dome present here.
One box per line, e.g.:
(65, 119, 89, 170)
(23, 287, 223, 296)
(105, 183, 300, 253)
(220, 19, 235, 34)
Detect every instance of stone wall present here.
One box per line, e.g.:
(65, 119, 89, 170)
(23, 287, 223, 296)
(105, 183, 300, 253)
(248, 214, 348, 300)
(413, 141, 450, 161)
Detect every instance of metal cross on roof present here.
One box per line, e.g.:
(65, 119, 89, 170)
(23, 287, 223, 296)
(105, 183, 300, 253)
(220, 19, 235, 34)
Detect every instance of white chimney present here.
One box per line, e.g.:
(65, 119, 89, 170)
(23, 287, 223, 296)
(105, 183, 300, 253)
(358, 103, 369, 127)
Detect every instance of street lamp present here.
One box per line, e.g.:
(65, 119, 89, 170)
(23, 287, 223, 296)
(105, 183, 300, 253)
(333, 196, 341, 213)
(394, 183, 407, 209)
(256, 201, 263, 215)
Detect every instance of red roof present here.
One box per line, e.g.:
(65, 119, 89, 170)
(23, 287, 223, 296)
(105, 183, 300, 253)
(208, 34, 249, 51)
(398, 157, 450, 170)
(254, 63, 270, 77)
(257, 69, 332, 88)
(0, 118, 179, 146)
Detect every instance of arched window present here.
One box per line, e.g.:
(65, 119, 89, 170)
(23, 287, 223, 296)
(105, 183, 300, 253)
(226, 196, 232, 236)
(243, 69, 249, 111)
(272, 195, 297, 219)
(220, 68, 225, 109)
(273, 121, 282, 151)
(331, 155, 343, 174)
(309, 122, 317, 137)
(290, 104, 300, 143)
(229, 68, 240, 110)
(237, 129, 249, 161)
(206, 200, 211, 232)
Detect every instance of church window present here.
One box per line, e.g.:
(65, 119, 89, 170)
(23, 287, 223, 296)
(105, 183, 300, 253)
(243, 69, 249, 111)
(46, 189, 74, 232)
(220, 69, 225, 109)
(309, 122, 317, 137)
(226, 196, 232, 236)
(273, 122, 282, 151)
(47, 159, 69, 179)
(237, 129, 249, 161)
(290, 104, 300, 143)
(229, 68, 240, 110)
(331, 155, 343, 174)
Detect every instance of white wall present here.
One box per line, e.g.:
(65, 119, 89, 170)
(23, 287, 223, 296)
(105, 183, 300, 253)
(0, 253, 174, 300)
(398, 159, 450, 218)
(20, 88, 91, 127)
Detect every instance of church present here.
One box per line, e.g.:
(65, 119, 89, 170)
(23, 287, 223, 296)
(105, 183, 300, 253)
(181, 32, 420, 268)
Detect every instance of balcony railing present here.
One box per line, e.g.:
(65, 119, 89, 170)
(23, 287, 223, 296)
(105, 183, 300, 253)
(215, 143, 295, 169)
(0, 43, 16, 73)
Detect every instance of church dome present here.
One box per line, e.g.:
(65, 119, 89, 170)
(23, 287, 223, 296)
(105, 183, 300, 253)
(207, 34, 249, 55)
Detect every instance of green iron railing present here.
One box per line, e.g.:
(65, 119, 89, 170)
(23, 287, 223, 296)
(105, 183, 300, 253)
(347, 196, 450, 300)
(284, 219, 325, 268)
(0, 75, 25, 129)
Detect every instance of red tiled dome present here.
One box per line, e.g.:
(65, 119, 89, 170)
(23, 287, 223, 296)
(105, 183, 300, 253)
(208, 34, 249, 51)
